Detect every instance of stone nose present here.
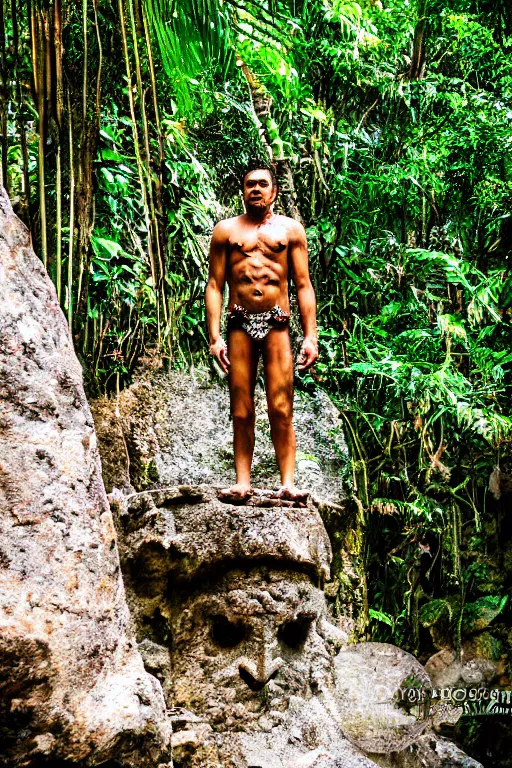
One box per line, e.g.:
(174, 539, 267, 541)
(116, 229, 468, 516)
(238, 630, 284, 690)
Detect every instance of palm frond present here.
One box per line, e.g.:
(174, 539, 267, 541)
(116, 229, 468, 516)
(143, 0, 235, 114)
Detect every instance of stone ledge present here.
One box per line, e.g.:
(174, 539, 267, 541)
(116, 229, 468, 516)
(109, 484, 333, 584)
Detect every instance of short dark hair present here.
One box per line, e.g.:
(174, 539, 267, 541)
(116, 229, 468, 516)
(240, 164, 278, 193)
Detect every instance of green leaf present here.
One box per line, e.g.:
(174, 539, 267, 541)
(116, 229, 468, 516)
(419, 600, 453, 628)
(92, 236, 125, 260)
(462, 596, 508, 634)
(369, 609, 394, 627)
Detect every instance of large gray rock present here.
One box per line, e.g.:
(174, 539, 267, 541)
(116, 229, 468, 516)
(91, 367, 348, 502)
(111, 484, 332, 585)
(110, 485, 379, 767)
(334, 643, 430, 754)
(110, 486, 482, 768)
(0, 189, 171, 766)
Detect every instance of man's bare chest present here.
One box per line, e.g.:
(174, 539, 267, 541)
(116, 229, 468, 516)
(228, 222, 290, 266)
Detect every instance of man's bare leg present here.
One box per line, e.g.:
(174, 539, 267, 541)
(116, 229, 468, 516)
(262, 329, 306, 501)
(221, 328, 259, 499)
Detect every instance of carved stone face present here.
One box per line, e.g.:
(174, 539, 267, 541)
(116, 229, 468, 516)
(170, 567, 334, 731)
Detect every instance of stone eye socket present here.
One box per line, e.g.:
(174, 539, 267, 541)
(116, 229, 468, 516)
(278, 616, 313, 649)
(210, 615, 246, 648)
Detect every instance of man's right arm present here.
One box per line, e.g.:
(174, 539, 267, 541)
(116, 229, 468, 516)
(205, 221, 230, 373)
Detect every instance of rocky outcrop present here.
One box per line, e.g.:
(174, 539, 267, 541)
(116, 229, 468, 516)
(110, 485, 374, 766)
(111, 484, 333, 585)
(90, 368, 348, 502)
(0, 188, 171, 766)
(92, 375, 365, 628)
(110, 485, 483, 768)
(110, 483, 362, 639)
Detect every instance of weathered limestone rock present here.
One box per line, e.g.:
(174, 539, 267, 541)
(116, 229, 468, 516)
(371, 734, 484, 768)
(0, 189, 171, 765)
(112, 484, 332, 585)
(111, 486, 482, 768)
(91, 368, 348, 502)
(91, 360, 365, 632)
(424, 647, 501, 690)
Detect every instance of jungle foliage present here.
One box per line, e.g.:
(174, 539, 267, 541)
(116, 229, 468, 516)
(1, 0, 512, 705)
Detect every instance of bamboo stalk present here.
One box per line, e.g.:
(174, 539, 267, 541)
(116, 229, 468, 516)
(118, 0, 159, 332)
(29, 0, 36, 96)
(67, 88, 75, 329)
(83, 295, 89, 352)
(142, 2, 164, 188)
(0, 0, 8, 192)
(142, 3, 168, 325)
(33, 5, 48, 266)
(56, 146, 62, 300)
(127, 0, 150, 175)
(54, 0, 64, 300)
(83, 0, 88, 125)
(76, 0, 88, 319)
(93, 0, 102, 127)
(128, 0, 164, 323)
(54, 0, 64, 124)
(11, 0, 31, 227)
(141, 89, 165, 303)
(127, 0, 161, 333)
(73, 0, 102, 338)
(43, 7, 51, 105)
(42, 4, 54, 277)
(92, 312, 97, 363)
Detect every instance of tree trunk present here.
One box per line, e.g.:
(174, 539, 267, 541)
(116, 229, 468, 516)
(74, 0, 101, 343)
(409, 1, 427, 81)
(237, 55, 302, 222)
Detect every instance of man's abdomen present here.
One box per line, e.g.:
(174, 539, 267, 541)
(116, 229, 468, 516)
(228, 250, 289, 313)
(230, 281, 286, 313)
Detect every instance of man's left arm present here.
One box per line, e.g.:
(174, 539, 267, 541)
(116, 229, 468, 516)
(289, 221, 318, 371)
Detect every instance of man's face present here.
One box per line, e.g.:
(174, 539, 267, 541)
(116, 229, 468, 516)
(243, 169, 277, 211)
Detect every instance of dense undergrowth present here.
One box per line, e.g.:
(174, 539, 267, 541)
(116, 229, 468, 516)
(2, 4, 512, 753)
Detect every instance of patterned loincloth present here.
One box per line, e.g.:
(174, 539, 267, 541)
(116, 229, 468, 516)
(227, 304, 290, 341)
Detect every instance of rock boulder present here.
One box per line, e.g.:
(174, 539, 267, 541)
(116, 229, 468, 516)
(91, 368, 348, 502)
(0, 188, 171, 766)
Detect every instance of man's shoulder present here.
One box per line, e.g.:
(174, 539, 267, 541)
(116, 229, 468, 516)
(214, 214, 244, 228)
(277, 215, 306, 239)
(212, 215, 243, 239)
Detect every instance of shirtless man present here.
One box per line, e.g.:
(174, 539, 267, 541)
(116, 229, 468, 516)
(205, 167, 318, 500)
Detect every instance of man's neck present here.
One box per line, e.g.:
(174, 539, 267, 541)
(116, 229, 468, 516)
(244, 206, 273, 224)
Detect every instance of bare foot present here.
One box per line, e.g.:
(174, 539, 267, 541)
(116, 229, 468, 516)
(274, 484, 309, 503)
(218, 483, 254, 503)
